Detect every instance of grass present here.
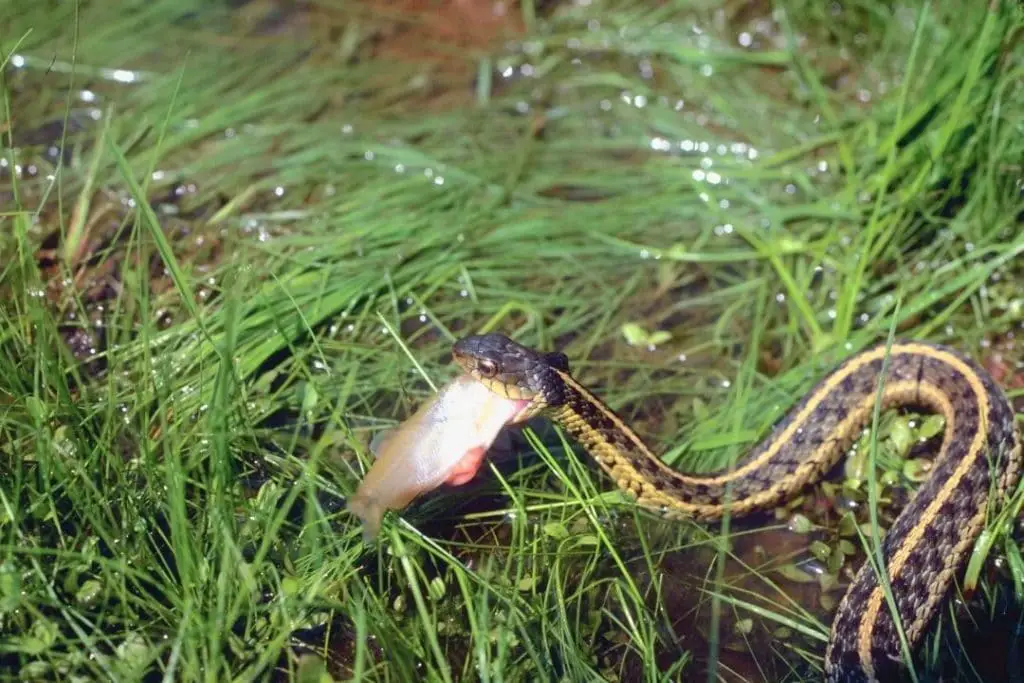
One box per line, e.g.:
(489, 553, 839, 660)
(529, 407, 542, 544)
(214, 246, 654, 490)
(1, 0, 1023, 681)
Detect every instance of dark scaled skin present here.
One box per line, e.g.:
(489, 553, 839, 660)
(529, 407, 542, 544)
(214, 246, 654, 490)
(452, 333, 1022, 683)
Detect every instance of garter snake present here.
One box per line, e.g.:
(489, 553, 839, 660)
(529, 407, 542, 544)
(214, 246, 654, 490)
(451, 333, 1022, 683)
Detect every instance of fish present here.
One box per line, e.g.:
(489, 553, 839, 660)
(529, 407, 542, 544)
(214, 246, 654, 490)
(347, 374, 527, 541)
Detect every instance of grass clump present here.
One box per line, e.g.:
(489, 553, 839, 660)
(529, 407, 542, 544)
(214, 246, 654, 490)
(2, 1, 1023, 681)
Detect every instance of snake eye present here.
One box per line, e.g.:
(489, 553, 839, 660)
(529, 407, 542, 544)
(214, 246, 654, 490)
(477, 359, 498, 378)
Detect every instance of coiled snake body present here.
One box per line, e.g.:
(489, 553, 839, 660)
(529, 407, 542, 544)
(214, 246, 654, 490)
(452, 333, 1022, 682)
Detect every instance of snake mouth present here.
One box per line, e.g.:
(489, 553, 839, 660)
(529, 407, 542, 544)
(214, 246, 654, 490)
(508, 399, 535, 425)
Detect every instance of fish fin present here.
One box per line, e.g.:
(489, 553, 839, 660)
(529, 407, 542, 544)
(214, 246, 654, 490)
(444, 446, 488, 486)
(368, 428, 397, 458)
(347, 493, 385, 541)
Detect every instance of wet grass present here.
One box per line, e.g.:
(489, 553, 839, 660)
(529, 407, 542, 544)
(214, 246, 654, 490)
(2, 0, 1023, 681)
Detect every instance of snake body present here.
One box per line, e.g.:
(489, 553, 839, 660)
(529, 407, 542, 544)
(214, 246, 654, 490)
(451, 333, 1022, 682)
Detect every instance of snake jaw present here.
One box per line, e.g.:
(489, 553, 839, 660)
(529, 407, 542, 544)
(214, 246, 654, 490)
(509, 396, 546, 424)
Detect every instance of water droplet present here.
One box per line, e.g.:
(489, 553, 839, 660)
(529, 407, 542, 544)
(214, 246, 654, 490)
(110, 68, 137, 83)
(650, 137, 671, 151)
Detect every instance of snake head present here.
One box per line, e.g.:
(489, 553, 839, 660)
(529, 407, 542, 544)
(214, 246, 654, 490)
(452, 334, 570, 420)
